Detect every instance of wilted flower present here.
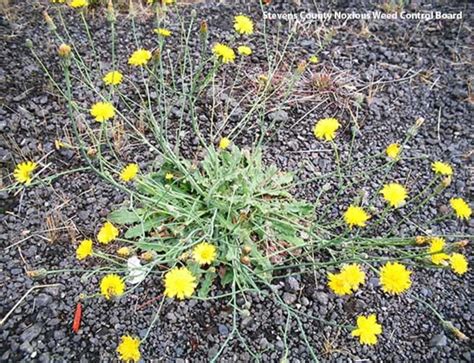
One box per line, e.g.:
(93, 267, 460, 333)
(13, 161, 37, 185)
(58, 43, 71, 57)
(117, 335, 141, 362)
(415, 236, 429, 245)
(237, 45, 252, 56)
(76, 239, 93, 260)
(163, 267, 197, 299)
(117, 246, 131, 257)
(100, 274, 125, 299)
(154, 28, 171, 37)
(120, 163, 139, 182)
(351, 314, 382, 345)
(212, 43, 235, 63)
(234, 15, 254, 35)
(128, 49, 152, 66)
(450, 197, 471, 220)
(431, 161, 453, 176)
(380, 183, 408, 208)
(343, 205, 370, 228)
(103, 70, 123, 86)
(379, 262, 411, 295)
(90, 101, 115, 122)
(219, 137, 231, 149)
(386, 143, 400, 160)
(449, 253, 468, 275)
(97, 221, 119, 244)
(313, 118, 340, 141)
(192, 242, 217, 265)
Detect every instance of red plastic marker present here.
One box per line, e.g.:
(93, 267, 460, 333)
(72, 302, 82, 333)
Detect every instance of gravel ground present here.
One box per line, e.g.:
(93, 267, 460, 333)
(1, 0, 473, 361)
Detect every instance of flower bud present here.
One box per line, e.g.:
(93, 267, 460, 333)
(415, 236, 428, 245)
(441, 175, 452, 187)
(242, 245, 252, 255)
(200, 20, 208, 35)
(296, 60, 307, 75)
(117, 247, 130, 257)
(25, 39, 33, 49)
(58, 43, 72, 58)
(240, 255, 251, 265)
(106, 0, 116, 23)
(140, 251, 156, 262)
(43, 11, 57, 31)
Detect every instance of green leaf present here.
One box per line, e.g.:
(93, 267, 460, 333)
(108, 208, 143, 225)
(124, 219, 155, 238)
(220, 268, 234, 286)
(198, 271, 215, 298)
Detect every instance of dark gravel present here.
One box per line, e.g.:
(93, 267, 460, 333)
(1, 0, 473, 361)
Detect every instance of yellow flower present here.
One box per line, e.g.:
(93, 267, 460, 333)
(237, 45, 252, 56)
(351, 314, 382, 345)
(450, 197, 471, 220)
(219, 137, 231, 149)
(128, 49, 152, 66)
(163, 267, 197, 300)
(313, 118, 340, 141)
(120, 163, 139, 182)
(13, 161, 37, 185)
(103, 70, 123, 86)
(165, 173, 174, 181)
(340, 264, 365, 290)
(76, 239, 93, 260)
(117, 335, 141, 362)
(234, 15, 254, 35)
(70, 0, 88, 8)
(97, 221, 119, 244)
(90, 101, 115, 122)
(428, 237, 449, 265)
(386, 143, 400, 160)
(58, 43, 71, 57)
(100, 274, 125, 299)
(450, 253, 468, 275)
(343, 205, 370, 228)
(379, 262, 411, 295)
(380, 183, 408, 208)
(212, 43, 235, 64)
(327, 272, 352, 296)
(117, 247, 131, 257)
(193, 242, 217, 265)
(309, 55, 319, 64)
(431, 161, 453, 176)
(154, 28, 171, 37)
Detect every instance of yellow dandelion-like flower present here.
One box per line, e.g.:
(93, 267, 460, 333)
(13, 161, 37, 185)
(212, 43, 235, 64)
(343, 205, 370, 228)
(386, 143, 400, 160)
(309, 55, 319, 64)
(117, 335, 141, 362)
(237, 45, 252, 56)
(76, 239, 93, 260)
(428, 237, 449, 265)
(380, 183, 408, 208)
(234, 15, 254, 35)
(97, 221, 119, 244)
(165, 173, 174, 181)
(163, 267, 197, 300)
(100, 274, 125, 299)
(313, 118, 341, 141)
(154, 28, 171, 37)
(450, 253, 468, 275)
(340, 264, 365, 290)
(327, 272, 352, 296)
(128, 49, 152, 67)
(379, 262, 412, 295)
(192, 242, 217, 265)
(351, 314, 382, 345)
(120, 163, 139, 182)
(103, 70, 123, 86)
(450, 197, 471, 220)
(431, 161, 453, 176)
(219, 137, 231, 149)
(90, 101, 115, 122)
(70, 0, 88, 8)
